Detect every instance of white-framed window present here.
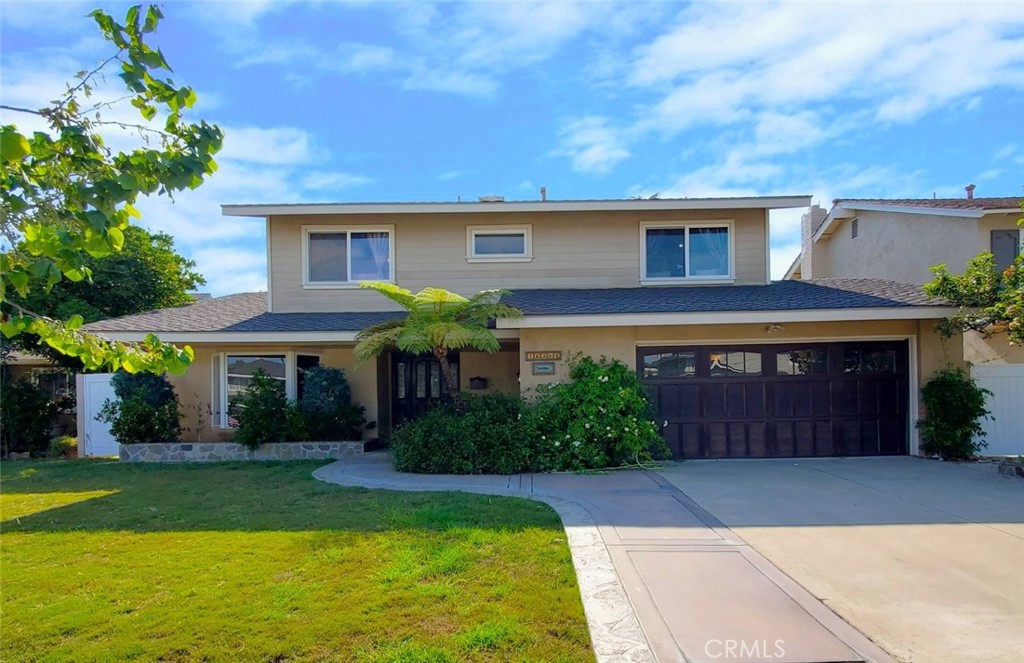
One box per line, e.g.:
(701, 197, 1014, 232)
(466, 225, 533, 262)
(302, 225, 394, 288)
(640, 221, 734, 283)
(212, 352, 321, 428)
(991, 228, 1024, 272)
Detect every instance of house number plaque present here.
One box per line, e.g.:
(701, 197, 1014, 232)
(525, 351, 562, 362)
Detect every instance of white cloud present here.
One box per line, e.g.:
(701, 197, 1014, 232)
(302, 171, 373, 191)
(553, 116, 631, 174)
(437, 170, 462, 182)
(770, 241, 803, 281)
(219, 126, 322, 165)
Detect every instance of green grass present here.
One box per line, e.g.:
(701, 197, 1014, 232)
(0, 461, 592, 662)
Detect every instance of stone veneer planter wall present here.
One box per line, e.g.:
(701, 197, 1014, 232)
(120, 441, 363, 463)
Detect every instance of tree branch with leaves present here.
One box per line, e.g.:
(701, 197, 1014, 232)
(1, 5, 222, 374)
(924, 200, 1024, 346)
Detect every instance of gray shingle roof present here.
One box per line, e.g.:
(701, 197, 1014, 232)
(504, 279, 937, 316)
(835, 197, 1022, 211)
(84, 279, 941, 335)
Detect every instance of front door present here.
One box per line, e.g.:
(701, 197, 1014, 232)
(391, 352, 460, 424)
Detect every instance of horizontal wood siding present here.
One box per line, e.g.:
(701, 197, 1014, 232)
(270, 208, 768, 313)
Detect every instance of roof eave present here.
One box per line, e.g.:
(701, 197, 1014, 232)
(221, 196, 813, 218)
(497, 306, 958, 329)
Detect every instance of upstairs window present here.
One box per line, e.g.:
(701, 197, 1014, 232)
(991, 229, 1023, 272)
(467, 225, 532, 262)
(641, 222, 732, 281)
(304, 227, 393, 285)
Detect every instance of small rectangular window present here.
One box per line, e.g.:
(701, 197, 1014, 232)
(991, 229, 1021, 272)
(843, 348, 896, 374)
(777, 349, 828, 376)
(709, 351, 761, 377)
(467, 226, 532, 260)
(642, 223, 731, 280)
(305, 227, 392, 284)
(642, 351, 696, 379)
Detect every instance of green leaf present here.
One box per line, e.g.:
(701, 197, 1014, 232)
(1, 128, 31, 163)
(108, 226, 125, 251)
(143, 5, 162, 33)
(7, 270, 30, 294)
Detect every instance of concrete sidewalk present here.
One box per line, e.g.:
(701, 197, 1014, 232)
(314, 454, 893, 663)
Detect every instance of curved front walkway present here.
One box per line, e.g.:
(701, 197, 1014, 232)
(314, 454, 893, 663)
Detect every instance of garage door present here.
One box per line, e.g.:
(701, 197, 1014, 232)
(971, 364, 1024, 456)
(639, 341, 909, 459)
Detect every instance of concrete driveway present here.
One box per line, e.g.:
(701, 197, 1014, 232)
(657, 457, 1024, 663)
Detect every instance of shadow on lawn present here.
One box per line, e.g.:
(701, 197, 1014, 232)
(0, 460, 561, 534)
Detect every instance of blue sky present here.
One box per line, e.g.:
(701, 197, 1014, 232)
(3, 1, 1023, 296)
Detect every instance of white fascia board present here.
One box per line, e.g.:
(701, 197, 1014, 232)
(497, 307, 959, 329)
(812, 205, 857, 242)
(980, 208, 1024, 215)
(91, 329, 521, 344)
(222, 196, 812, 218)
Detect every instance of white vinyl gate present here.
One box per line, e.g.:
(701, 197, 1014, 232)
(971, 364, 1024, 456)
(77, 373, 119, 457)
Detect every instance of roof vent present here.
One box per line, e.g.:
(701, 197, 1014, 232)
(478, 195, 505, 203)
(965, 184, 975, 200)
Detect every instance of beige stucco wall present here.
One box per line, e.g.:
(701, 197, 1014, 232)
(268, 208, 769, 313)
(459, 349, 521, 395)
(168, 344, 377, 442)
(813, 211, 1020, 286)
(817, 211, 978, 285)
(963, 332, 1024, 365)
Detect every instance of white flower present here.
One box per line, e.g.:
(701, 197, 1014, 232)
(606, 426, 611, 430)
(517, 414, 521, 420)
(554, 441, 560, 447)
(598, 407, 606, 414)
(573, 440, 581, 447)
(585, 423, 591, 429)
(541, 435, 546, 440)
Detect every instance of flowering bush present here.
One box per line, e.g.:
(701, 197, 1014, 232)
(389, 355, 668, 474)
(527, 355, 669, 471)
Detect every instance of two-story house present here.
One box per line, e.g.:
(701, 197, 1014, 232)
(787, 194, 1024, 455)
(80, 195, 961, 459)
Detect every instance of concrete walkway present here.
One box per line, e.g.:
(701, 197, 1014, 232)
(314, 454, 893, 663)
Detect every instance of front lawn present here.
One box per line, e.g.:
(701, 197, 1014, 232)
(0, 461, 592, 662)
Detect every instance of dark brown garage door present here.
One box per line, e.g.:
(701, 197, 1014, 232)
(639, 341, 909, 459)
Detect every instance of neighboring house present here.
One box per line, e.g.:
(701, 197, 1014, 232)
(82, 196, 966, 459)
(786, 194, 1024, 455)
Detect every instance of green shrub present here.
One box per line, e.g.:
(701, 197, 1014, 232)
(47, 435, 78, 458)
(917, 367, 991, 460)
(391, 355, 669, 475)
(229, 370, 292, 450)
(0, 378, 58, 456)
(98, 371, 182, 445)
(299, 366, 367, 440)
(391, 393, 531, 474)
(528, 355, 669, 471)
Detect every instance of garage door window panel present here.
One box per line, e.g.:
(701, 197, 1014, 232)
(710, 350, 762, 377)
(777, 348, 828, 376)
(643, 351, 696, 379)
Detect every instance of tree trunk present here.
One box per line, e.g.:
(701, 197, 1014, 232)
(433, 347, 463, 412)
